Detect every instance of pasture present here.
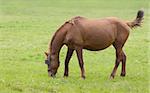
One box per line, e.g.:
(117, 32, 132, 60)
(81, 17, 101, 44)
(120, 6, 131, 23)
(0, 0, 149, 93)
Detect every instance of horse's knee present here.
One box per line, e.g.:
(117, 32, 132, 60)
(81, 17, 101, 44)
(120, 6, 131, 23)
(116, 56, 121, 65)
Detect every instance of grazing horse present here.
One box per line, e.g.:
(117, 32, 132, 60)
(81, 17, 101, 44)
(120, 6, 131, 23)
(44, 10, 144, 79)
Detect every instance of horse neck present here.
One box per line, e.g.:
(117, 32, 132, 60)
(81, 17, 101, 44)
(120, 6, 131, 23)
(50, 32, 64, 58)
(49, 22, 71, 58)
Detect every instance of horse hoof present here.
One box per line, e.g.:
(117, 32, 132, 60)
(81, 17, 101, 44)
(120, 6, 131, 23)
(110, 75, 114, 80)
(110, 76, 114, 80)
(64, 74, 68, 77)
(82, 76, 86, 79)
(64, 73, 68, 77)
(120, 73, 126, 77)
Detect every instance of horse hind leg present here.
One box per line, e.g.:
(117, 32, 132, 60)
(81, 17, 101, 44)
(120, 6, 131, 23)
(110, 46, 122, 79)
(120, 52, 126, 77)
(64, 47, 74, 77)
(110, 41, 127, 79)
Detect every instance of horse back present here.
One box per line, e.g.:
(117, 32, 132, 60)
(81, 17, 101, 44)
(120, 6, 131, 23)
(64, 16, 130, 50)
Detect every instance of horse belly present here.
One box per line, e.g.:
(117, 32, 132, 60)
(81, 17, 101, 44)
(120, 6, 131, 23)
(84, 40, 114, 51)
(83, 31, 116, 51)
(81, 20, 117, 51)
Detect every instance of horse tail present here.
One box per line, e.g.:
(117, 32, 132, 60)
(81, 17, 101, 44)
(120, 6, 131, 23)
(126, 10, 144, 28)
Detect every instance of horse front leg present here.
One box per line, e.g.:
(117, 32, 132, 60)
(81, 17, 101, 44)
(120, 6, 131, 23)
(76, 48, 85, 79)
(64, 47, 74, 77)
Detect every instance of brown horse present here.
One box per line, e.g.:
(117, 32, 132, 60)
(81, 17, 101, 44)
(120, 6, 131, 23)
(44, 10, 144, 79)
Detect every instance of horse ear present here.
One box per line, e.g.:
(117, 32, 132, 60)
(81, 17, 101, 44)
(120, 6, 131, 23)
(44, 52, 48, 57)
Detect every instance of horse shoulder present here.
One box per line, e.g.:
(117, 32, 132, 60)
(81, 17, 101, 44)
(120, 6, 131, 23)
(64, 19, 85, 48)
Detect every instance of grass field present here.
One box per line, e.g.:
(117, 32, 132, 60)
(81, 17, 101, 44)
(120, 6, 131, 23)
(0, 0, 149, 93)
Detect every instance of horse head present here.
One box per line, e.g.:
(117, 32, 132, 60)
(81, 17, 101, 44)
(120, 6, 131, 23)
(44, 52, 58, 77)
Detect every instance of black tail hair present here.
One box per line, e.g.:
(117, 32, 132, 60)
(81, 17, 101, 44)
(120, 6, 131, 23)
(127, 10, 144, 28)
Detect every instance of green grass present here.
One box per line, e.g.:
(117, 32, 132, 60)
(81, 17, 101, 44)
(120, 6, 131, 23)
(0, 0, 149, 93)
